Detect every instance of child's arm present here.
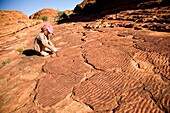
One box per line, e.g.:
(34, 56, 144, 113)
(48, 35, 60, 52)
(48, 36, 55, 48)
(40, 35, 56, 52)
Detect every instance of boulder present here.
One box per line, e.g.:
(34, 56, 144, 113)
(0, 10, 31, 37)
(0, 10, 29, 27)
(29, 8, 59, 20)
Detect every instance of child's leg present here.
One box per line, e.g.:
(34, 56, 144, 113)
(45, 47, 52, 52)
(40, 45, 49, 56)
(40, 51, 49, 56)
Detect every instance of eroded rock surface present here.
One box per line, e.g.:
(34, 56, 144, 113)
(0, 10, 43, 38)
(74, 0, 170, 14)
(83, 6, 170, 33)
(0, 8, 170, 113)
(29, 8, 60, 20)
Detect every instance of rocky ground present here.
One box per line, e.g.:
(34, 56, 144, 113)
(0, 10, 43, 38)
(0, 6, 170, 113)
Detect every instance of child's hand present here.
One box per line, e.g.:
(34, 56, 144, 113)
(53, 48, 58, 52)
(53, 48, 60, 52)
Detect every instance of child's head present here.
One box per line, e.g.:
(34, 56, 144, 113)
(41, 23, 53, 36)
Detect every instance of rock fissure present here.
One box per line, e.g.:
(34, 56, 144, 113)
(112, 96, 123, 113)
(143, 87, 168, 113)
(71, 94, 95, 112)
(32, 79, 40, 103)
(9, 102, 28, 113)
(81, 49, 105, 71)
(1, 3, 170, 112)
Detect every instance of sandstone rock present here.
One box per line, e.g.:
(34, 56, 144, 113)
(74, 0, 168, 14)
(124, 23, 134, 28)
(0, 20, 170, 113)
(74, 0, 96, 13)
(1, 1, 170, 112)
(29, 8, 59, 20)
(148, 23, 170, 32)
(0, 10, 30, 37)
(134, 26, 142, 30)
(64, 10, 73, 16)
(0, 11, 43, 37)
(0, 10, 29, 27)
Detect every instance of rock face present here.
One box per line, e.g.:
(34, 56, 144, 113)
(29, 8, 59, 20)
(74, 0, 96, 13)
(0, 1, 170, 113)
(74, 0, 170, 14)
(0, 10, 29, 36)
(0, 10, 43, 37)
(83, 6, 170, 32)
(64, 10, 73, 16)
(0, 21, 169, 113)
(0, 10, 29, 27)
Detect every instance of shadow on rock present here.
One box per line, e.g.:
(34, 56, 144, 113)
(57, 0, 170, 24)
(22, 49, 40, 56)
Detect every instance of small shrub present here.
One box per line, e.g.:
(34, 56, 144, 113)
(42, 16, 48, 21)
(18, 20, 24, 23)
(57, 11, 69, 21)
(17, 48, 24, 53)
(16, 35, 21, 39)
(0, 59, 12, 69)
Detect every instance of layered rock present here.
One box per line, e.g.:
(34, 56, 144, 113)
(0, 0, 170, 112)
(74, 0, 170, 14)
(0, 17, 170, 113)
(64, 10, 73, 16)
(74, 0, 96, 13)
(0, 10, 29, 27)
(83, 6, 170, 32)
(0, 10, 43, 37)
(29, 8, 59, 20)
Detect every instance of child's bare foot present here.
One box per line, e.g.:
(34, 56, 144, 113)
(40, 51, 49, 56)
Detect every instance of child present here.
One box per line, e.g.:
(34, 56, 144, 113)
(34, 23, 58, 56)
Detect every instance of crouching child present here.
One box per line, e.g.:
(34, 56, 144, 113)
(34, 23, 59, 56)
